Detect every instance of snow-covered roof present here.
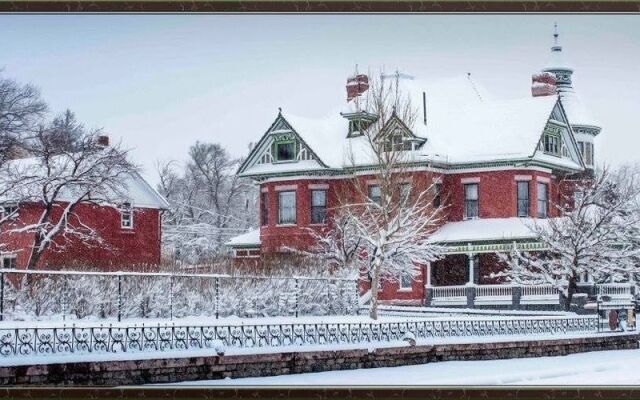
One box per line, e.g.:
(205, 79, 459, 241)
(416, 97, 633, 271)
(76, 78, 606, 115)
(558, 90, 600, 129)
(428, 217, 549, 244)
(239, 72, 589, 178)
(226, 228, 261, 248)
(1, 155, 169, 209)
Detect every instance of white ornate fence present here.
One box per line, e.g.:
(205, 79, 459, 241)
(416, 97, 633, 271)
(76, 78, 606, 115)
(430, 286, 467, 306)
(0, 315, 599, 359)
(520, 285, 560, 305)
(474, 285, 512, 305)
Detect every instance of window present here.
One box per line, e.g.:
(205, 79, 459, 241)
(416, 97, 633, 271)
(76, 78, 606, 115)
(585, 142, 594, 165)
(544, 133, 561, 155)
(368, 185, 381, 205)
(310, 190, 327, 224)
(120, 203, 133, 229)
(464, 183, 479, 219)
(384, 132, 412, 152)
(348, 119, 372, 137)
(260, 192, 269, 226)
(399, 183, 411, 204)
(2, 254, 17, 269)
(1, 204, 18, 220)
(537, 183, 548, 218)
(278, 191, 296, 225)
(433, 183, 442, 208)
(275, 141, 295, 162)
(399, 273, 413, 290)
(517, 181, 530, 217)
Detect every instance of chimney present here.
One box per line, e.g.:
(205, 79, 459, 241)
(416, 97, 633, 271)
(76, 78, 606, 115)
(346, 74, 369, 102)
(97, 135, 110, 147)
(531, 72, 557, 97)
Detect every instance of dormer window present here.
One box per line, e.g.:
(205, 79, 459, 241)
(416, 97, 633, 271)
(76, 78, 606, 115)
(275, 141, 295, 162)
(384, 132, 413, 152)
(348, 119, 372, 137)
(543, 132, 561, 155)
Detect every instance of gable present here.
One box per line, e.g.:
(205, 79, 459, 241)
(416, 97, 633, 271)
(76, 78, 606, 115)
(237, 114, 327, 177)
(374, 115, 427, 152)
(531, 100, 584, 170)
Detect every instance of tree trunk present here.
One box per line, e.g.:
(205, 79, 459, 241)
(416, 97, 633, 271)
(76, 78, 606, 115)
(369, 256, 383, 320)
(26, 234, 44, 270)
(564, 276, 578, 311)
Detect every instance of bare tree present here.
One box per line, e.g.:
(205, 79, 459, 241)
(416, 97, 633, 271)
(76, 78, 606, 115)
(316, 72, 448, 319)
(496, 165, 640, 310)
(3, 113, 139, 269)
(157, 142, 257, 264)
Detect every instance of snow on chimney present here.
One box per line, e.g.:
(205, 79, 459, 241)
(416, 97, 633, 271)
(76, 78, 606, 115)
(346, 74, 369, 102)
(97, 135, 110, 147)
(531, 72, 557, 97)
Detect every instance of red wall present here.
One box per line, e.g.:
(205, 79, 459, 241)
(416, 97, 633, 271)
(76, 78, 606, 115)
(1, 202, 162, 270)
(251, 168, 570, 301)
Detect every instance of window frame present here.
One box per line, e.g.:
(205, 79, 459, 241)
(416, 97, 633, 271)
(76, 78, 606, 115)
(432, 183, 442, 208)
(543, 133, 561, 156)
(260, 192, 269, 226)
(399, 273, 413, 291)
(277, 191, 297, 225)
(537, 183, 549, 218)
(310, 189, 327, 225)
(368, 185, 382, 206)
(1, 254, 17, 269)
(463, 183, 479, 220)
(516, 181, 530, 218)
(120, 202, 134, 230)
(1, 204, 18, 220)
(274, 140, 296, 162)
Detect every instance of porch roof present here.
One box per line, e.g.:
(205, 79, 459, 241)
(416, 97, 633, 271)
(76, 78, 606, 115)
(430, 217, 547, 244)
(226, 228, 261, 249)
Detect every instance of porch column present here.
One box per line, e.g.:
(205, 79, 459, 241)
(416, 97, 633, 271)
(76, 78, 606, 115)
(466, 243, 475, 286)
(425, 262, 432, 287)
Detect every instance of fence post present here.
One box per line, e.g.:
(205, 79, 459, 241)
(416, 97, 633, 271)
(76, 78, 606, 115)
(169, 275, 174, 321)
(215, 277, 220, 320)
(294, 278, 299, 318)
(0, 271, 4, 322)
(117, 274, 122, 322)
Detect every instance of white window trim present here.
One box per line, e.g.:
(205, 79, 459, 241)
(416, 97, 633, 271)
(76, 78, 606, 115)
(275, 184, 298, 192)
(308, 183, 329, 190)
(120, 204, 134, 230)
(461, 177, 480, 184)
(260, 187, 269, 193)
(398, 274, 413, 292)
(514, 175, 532, 181)
(536, 176, 551, 184)
(1, 253, 17, 269)
(277, 191, 297, 225)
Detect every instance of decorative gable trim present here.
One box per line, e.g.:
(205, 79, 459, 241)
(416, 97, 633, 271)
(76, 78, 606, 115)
(237, 113, 329, 176)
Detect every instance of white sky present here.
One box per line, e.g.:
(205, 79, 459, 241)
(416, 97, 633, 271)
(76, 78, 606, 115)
(1, 15, 639, 186)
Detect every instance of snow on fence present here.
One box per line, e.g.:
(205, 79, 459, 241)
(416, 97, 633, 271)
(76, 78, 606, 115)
(0, 315, 599, 359)
(0, 269, 359, 322)
(597, 283, 633, 298)
(430, 286, 467, 306)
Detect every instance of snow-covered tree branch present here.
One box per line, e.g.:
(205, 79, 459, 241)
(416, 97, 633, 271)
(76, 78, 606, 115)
(496, 165, 640, 310)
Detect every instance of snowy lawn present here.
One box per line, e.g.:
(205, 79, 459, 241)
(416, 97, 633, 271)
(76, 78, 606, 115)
(169, 347, 640, 386)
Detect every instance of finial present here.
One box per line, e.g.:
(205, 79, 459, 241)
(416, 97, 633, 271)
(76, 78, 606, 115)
(553, 22, 559, 46)
(278, 107, 282, 114)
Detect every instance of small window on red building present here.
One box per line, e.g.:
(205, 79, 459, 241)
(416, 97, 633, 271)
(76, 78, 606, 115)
(2, 254, 17, 269)
(120, 202, 133, 229)
(399, 273, 413, 290)
(464, 183, 479, 219)
(517, 181, 530, 217)
(310, 190, 327, 224)
(432, 183, 442, 208)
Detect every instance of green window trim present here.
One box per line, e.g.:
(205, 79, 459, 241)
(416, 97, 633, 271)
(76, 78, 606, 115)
(272, 140, 298, 162)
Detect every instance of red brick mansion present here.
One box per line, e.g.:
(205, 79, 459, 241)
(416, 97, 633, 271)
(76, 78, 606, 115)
(228, 30, 601, 305)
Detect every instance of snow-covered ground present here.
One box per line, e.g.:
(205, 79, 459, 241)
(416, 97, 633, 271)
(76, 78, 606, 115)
(171, 348, 640, 386)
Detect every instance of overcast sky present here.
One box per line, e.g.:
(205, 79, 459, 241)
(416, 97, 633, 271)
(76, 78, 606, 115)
(1, 15, 639, 185)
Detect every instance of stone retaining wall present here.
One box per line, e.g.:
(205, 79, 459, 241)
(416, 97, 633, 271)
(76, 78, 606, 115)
(2, 334, 637, 386)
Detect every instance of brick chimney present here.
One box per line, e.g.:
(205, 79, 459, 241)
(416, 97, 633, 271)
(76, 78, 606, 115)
(531, 72, 557, 97)
(97, 135, 110, 147)
(346, 74, 369, 102)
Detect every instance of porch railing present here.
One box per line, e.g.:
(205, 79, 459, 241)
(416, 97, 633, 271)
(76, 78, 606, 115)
(521, 285, 560, 305)
(430, 286, 467, 306)
(474, 285, 512, 305)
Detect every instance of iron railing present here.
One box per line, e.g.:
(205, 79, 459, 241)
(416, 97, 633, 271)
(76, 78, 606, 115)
(0, 315, 599, 359)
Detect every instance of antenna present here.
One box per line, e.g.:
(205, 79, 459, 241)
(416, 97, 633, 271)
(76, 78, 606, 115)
(422, 91, 427, 126)
(467, 72, 483, 102)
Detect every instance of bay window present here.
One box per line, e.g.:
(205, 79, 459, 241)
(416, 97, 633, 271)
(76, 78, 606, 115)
(464, 183, 479, 219)
(537, 183, 548, 218)
(517, 181, 529, 217)
(310, 190, 327, 224)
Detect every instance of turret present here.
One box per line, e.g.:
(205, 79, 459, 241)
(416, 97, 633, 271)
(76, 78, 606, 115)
(540, 23, 601, 170)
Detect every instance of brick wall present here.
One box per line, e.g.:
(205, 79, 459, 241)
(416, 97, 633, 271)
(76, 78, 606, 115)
(0, 202, 162, 270)
(2, 334, 636, 386)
